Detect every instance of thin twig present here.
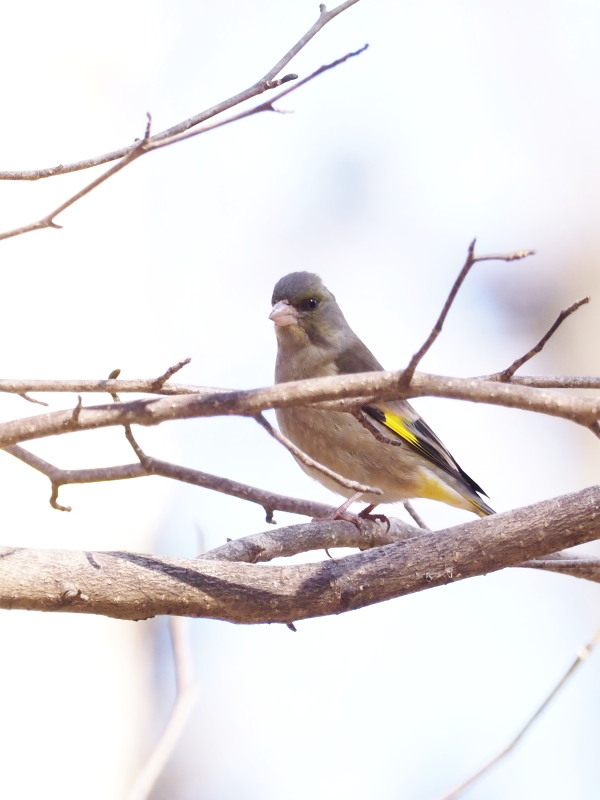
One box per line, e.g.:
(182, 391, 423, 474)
(5, 441, 597, 573)
(352, 408, 402, 447)
(0, 44, 366, 242)
(0, 0, 362, 182)
(438, 628, 600, 800)
(482, 375, 600, 390)
(18, 392, 48, 407)
(151, 358, 192, 390)
(523, 555, 600, 583)
(148, 45, 368, 153)
(0, 134, 150, 241)
(126, 617, 198, 800)
(3, 442, 337, 519)
(493, 298, 590, 381)
(254, 411, 381, 496)
(402, 501, 430, 530)
(400, 242, 535, 386)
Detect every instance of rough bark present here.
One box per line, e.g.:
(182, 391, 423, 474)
(0, 485, 597, 624)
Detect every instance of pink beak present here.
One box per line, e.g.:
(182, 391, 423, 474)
(269, 300, 298, 327)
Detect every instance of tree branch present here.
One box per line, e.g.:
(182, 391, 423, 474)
(126, 617, 198, 800)
(521, 553, 600, 583)
(401, 241, 535, 385)
(492, 297, 590, 381)
(438, 626, 600, 800)
(0, 485, 597, 622)
(0, 371, 597, 453)
(254, 411, 381, 496)
(3, 443, 343, 522)
(0, 0, 362, 181)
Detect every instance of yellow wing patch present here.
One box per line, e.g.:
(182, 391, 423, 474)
(379, 410, 420, 447)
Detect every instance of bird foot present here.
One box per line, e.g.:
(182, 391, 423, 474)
(314, 502, 390, 558)
(357, 504, 390, 532)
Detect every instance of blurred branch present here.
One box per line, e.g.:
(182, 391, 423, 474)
(438, 626, 600, 800)
(522, 552, 600, 583)
(0, 0, 362, 181)
(0, 485, 598, 622)
(127, 617, 198, 800)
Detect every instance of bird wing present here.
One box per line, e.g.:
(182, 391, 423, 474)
(334, 339, 489, 501)
(362, 402, 488, 498)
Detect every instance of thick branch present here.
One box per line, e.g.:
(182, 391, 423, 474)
(204, 517, 416, 563)
(0, 371, 598, 450)
(0, 486, 597, 622)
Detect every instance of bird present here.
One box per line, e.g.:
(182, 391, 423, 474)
(269, 271, 493, 519)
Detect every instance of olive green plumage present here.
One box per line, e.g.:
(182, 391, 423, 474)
(269, 271, 493, 517)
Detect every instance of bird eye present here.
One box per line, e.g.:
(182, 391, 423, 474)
(299, 297, 319, 312)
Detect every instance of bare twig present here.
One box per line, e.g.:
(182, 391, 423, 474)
(0, 0, 362, 182)
(523, 553, 600, 583)
(0, 134, 150, 241)
(3, 442, 340, 520)
(5, 441, 596, 574)
(400, 241, 535, 386)
(438, 627, 600, 800)
(18, 392, 48, 407)
(352, 408, 402, 447)
(126, 617, 198, 800)
(151, 358, 192, 390)
(148, 45, 368, 153)
(483, 375, 600, 390)
(0, 44, 366, 241)
(402, 501, 430, 530)
(254, 411, 382, 496)
(493, 298, 590, 381)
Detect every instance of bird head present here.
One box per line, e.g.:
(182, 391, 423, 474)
(269, 271, 345, 349)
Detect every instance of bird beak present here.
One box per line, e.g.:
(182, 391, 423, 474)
(269, 300, 298, 327)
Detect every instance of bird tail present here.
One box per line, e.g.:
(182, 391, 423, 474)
(416, 468, 495, 517)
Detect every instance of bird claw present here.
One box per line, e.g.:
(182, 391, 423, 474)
(357, 504, 390, 532)
(314, 502, 390, 557)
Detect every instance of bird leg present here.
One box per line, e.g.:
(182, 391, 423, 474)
(330, 491, 364, 520)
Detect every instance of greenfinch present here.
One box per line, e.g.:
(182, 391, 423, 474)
(269, 271, 493, 518)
